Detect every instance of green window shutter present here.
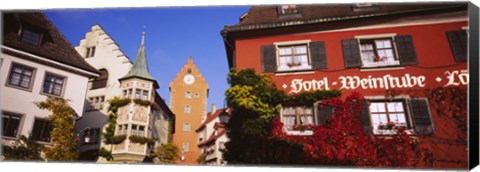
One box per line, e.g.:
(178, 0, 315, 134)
(446, 30, 467, 62)
(310, 41, 328, 69)
(409, 98, 434, 136)
(395, 35, 418, 65)
(314, 101, 333, 125)
(359, 100, 373, 135)
(261, 45, 276, 72)
(341, 39, 362, 68)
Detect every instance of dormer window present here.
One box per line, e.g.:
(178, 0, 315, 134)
(280, 5, 299, 15)
(21, 29, 42, 45)
(278, 5, 302, 19)
(352, 3, 380, 12)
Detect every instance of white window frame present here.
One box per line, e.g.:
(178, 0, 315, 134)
(186, 91, 192, 99)
(183, 122, 191, 132)
(183, 142, 189, 152)
(185, 105, 191, 114)
(274, 40, 313, 72)
(365, 95, 415, 135)
(355, 33, 401, 68)
(281, 106, 315, 131)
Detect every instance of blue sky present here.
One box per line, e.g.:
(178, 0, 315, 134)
(44, 6, 250, 111)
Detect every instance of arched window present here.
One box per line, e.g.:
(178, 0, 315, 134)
(91, 69, 108, 89)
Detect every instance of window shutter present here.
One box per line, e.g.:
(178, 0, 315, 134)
(310, 41, 327, 69)
(409, 98, 434, 136)
(261, 45, 276, 72)
(314, 101, 333, 125)
(446, 30, 467, 62)
(395, 35, 418, 65)
(341, 39, 362, 68)
(359, 100, 373, 135)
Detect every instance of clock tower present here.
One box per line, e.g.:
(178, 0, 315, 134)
(169, 57, 208, 164)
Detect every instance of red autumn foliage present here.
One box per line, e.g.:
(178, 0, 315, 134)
(270, 92, 429, 167)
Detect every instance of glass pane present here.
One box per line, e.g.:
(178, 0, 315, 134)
(279, 48, 291, 55)
(371, 115, 380, 128)
(283, 116, 295, 129)
(369, 103, 378, 113)
(9, 73, 21, 85)
(387, 102, 396, 112)
(389, 114, 398, 123)
(23, 70, 32, 76)
(55, 78, 63, 84)
(300, 115, 314, 124)
(395, 102, 404, 112)
(377, 103, 386, 112)
(397, 114, 407, 123)
(294, 46, 307, 54)
(378, 114, 388, 124)
(360, 43, 373, 51)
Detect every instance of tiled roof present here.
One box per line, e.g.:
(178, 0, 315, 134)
(196, 108, 231, 132)
(223, 3, 467, 32)
(199, 126, 227, 146)
(2, 12, 99, 75)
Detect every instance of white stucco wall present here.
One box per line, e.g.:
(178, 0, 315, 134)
(1, 53, 90, 139)
(74, 25, 132, 152)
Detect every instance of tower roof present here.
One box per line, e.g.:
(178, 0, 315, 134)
(119, 31, 156, 82)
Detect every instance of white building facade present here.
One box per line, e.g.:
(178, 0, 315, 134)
(1, 12, 99, 149)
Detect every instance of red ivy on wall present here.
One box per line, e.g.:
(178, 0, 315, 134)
(270, 92, 431, 167)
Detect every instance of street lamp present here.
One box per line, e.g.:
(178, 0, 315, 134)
(77, 127, 91, 144)
(219, 110, 230, 124)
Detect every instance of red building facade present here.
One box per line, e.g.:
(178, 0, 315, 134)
(222, 3, 469, 168)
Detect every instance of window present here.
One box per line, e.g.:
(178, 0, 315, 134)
(194, 93, 199, 98)
(135, 89, 142, 99)
(7, 63, 35, 90)
(42, 73, 65, 96)
(130, 125, 145, 136)
(185, 105, 191, 114)
(185, 91, 192, 99)
(87, 96, 105, 111)
(117, 124, 128, 135)
(183, 143, 189, 152)
(123, 89, 133, 99)
(21, 29, 42, 45)
(369, 100, 410, 135)
(352, 3, 380, 12)
(2, 112, 22, 138)
(85, 46, 96, 58)
(281, 106, 314, 130)
(277, 44, 311, 71)
(32, 118, 52, 142)
(359, 38, 399, 68)
(142, 90, 149, 100)
(342, 35, 417, 69)
(82, 128, 100, 145)
(280, 5, 299, 14)
(91, 69, 108, 89)
(183, 123, 190, 132)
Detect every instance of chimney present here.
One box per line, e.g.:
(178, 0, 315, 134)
(211, 103, 216, 114)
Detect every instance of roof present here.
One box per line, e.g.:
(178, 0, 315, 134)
(220, 3, 468, 69)
(196, 108, 231, 132)
(119, 32, 157, 87)
(223, 3, 467, 32)
(198, 124, 227, 146)
(2, 12, 99, 76)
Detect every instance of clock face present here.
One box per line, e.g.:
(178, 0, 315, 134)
(183, 74, 195, 85)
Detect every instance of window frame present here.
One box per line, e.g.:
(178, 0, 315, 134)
(366, 97, 415, 135)
(41, 72, 66, 97)
(183, 142, 189, 152)
(281, 106, 315, 131)
(31, 118, 53, 143)
(87, 95, 105, 111)
(183, 122, 191, 132)
(5, 62, 36, 91)
(186, 91, 192, 99)
(354, 34, 402, 69)
(276, 44, 312, 72)
(20, 27, 43, 46)
(185, 105, 191, 114)
(2, 111, 23, 139)
(85, 46, 96, 58)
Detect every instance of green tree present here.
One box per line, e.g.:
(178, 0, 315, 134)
(223, 68, 341, 164)
(35, 97, 79, 161)
(2, 135, 44, 160)
(153, 143, 179, 164)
